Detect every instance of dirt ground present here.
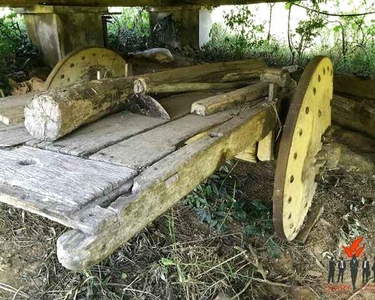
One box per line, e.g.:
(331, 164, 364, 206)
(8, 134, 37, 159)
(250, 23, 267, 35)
(0, 124, 374, 300)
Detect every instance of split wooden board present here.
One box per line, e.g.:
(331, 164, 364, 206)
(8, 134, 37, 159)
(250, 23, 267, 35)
(0, 147, 137, 234)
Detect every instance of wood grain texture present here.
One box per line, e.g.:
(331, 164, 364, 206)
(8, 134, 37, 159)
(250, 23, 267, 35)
(28, 111, 167, 156)
(134, 78, 249, 95)
(0, 125, 33, 148)
(191, 82, 268, 116)
(90, 107, 243, 169)
(24, 77, 135, 141)
(0, 147, 137, 233)
(257, 129, 275, 161)
(57, 101, 277, 270)
(260, 68, 290, 88)
(45, 47, 127, 90)
(332, 94, 375, 139)
(334, 74, 375, 100)
(28, 93, 215, 157)
(135, 59, 266, 84)
(0, 93, 35, 125)
(158, 92, 216, 119)
(24, 59, 265, 141)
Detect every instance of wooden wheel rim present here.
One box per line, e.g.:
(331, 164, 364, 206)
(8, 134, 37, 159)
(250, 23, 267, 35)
(45, 47, 127, 90)
(273, 56, 333, 241)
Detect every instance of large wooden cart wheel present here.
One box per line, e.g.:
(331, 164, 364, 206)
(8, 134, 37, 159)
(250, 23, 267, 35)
(273, 56, 333, 241)
(44, 47, 127, 90)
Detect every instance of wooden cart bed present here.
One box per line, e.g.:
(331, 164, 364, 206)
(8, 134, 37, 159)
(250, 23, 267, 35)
(0, 91, 277, 270)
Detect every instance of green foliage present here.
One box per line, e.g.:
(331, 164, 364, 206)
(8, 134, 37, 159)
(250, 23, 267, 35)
(107, 7, 150, 53)
(0, 11, 37, 93)
(293, 14, 327, 60)
(184, 161, 274, 237)
(201, 6, 269, 61)
(321, 0, 375, 76)
(201, 2, 375, 77)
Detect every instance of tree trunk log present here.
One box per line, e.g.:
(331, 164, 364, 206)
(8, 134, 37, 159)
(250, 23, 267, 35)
(25, 78, 135, 141)
(334, 74, 375, 100)
(133, 79, 252, 95)
(332, 94, 375, 139)
(144, 58, 266, 83)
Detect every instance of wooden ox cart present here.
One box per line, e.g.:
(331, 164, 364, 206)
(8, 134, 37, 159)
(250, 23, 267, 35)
(0, 47, 333, 270)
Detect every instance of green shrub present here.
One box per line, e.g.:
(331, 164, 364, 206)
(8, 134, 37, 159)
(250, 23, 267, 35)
(0, 11, 38, 94)
(107, 7, 150, 53)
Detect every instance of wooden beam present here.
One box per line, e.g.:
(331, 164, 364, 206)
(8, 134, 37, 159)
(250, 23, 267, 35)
(134, 79, 250, 95)
(235, 144, 257, 163)
(334, 74, 375, 100)
(332, 94, 375, 139)
(191, 82, 268, 116)
(257, 130, 274, 161)
(1, 0, 285, 7)
(57, 101, 277, 270)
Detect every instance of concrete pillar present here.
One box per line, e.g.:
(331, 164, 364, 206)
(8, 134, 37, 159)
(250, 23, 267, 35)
(15, 6, 107, 67)
(149, 6, 212, 49)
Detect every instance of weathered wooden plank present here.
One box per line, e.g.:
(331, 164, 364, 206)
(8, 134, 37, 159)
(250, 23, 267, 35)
(28, 111, 167, 157)
(191, 82, 268, 116)
(0, 93, 34, 108)
(334, 74, 375, 100)
(257, 130, 275, 161)
(57, 101, 277, 270)
(0, 122, 23, 131)
(235, 144, 257, 163)
(0, 125, 34, 148)
(134, 58, 266, 84)
(0, 147, 137, 233)
(332, 94, 375, 139)
(90, 106, 246, 169)
(0, 93, 35, 125)
(0, 106, 24, 125)
(260, 68, 290, 88)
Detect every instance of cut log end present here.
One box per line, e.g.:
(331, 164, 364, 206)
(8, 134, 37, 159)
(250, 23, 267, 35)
(191, 102, 207, 116)
(24, 94, 62, 141)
